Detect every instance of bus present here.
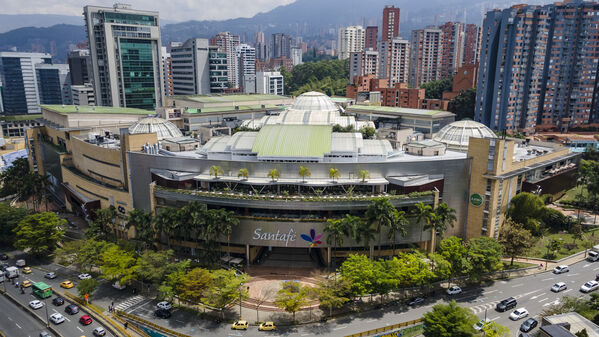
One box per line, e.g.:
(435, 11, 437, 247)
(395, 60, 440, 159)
(32, 282, 52, 299)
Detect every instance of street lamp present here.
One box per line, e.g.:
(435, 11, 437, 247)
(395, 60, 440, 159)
(239, 284, 249, 319)
(43, 297, 50, 327)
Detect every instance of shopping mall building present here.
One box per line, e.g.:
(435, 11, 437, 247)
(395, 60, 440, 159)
(26, 92, 580, 266)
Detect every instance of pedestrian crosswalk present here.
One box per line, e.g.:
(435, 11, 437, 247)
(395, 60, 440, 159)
(114, 295, 145, 311)
(468, 290, 542, 314)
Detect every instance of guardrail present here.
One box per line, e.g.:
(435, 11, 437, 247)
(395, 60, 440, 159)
(0, 288, 62, 337)
(60, 291, 130, 337)
(344, 319, 423, 337)
(115, 310, 192, 337)
(112, 313, 152, 337)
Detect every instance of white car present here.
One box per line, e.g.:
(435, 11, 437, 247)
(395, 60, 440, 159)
(473, 318, 490, 331)
(580, 280, 599, 293)
(29, 300, 44, 310)
(157, 301, 172, 310)
(446, 285, 462, 295)
(509, 308, 529, 320)
(78, 273, 92, 280)
(553, 265, 569, 274)
(44, 272, 56, 279)
(112, 281, 126, 290)
(49, 313, 65, 324)
(551, 282, 567, 292)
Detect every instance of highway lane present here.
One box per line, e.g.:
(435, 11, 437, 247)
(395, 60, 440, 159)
(0, 294, 55, 337)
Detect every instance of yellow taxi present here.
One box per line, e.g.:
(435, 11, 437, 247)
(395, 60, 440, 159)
(258, 322, 276, 331)
(60, 280, 74, 289)
(22, 267, 32, 274)
(231, 320, 248, 330)
(22, 280, 32, 288)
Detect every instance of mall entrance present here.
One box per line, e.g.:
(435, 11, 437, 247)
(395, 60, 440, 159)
(255, 246, 324, 269)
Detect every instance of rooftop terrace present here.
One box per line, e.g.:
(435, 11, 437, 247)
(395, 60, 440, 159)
(347, 105, 455, 117)
(252, 125, 332, 158)
(171, 94, 287, 103)
(185, 105, 285, 114)
(41, 105, 150, 115)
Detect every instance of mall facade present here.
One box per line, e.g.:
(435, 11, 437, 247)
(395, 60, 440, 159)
(26, 92, 580, 266)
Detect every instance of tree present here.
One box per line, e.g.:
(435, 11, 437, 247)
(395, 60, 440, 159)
(359, 126, 375, 139)
(316, 277, 350, 317)
(54, 240, 84, 266)
(126, 209, 155, 249)
(77, 278, 99, 300)
(421, 77, 453, 99)
(357, 170, 369, 183)
(87, 206, 117, 241)
(429, 253, 452, 281)
(136, 250, 174, 289)
(159, 260, 190, 302)
(209, 165, 224, 179)
(339, 254, 376, 297)
(177, 268, 212, 304)
(423, 300, 477, 337)
(0, 157, 35, 200)
(154, 207, 179, 248)
(366, 197, 398, 257)
(13, 212, 65, 256)
(437, 237, 470, 282)
(324, 218, 345, 269)
(449, 88, 476, 120)
(329, 168, 340, 182)
(480, 321, 510, 337)
(100, 245, 138, 286)
(298, 166, 311, 183)
(275, 281, 310, 322)
(576, 329, 590, 337)
(267, 168, 280, 182)
(388, 210, 409, 255)
(384, 253, 434, 289)
(467, 237, 503, 281)
(0, 202, 29, 244)
(76, 239, 113, 272)
(414, 202, 433, 245)
(237, 168, 249, 180)
(254, 288, 275, 322)
(284, 59, 348, 94)
(571, 220, 584, 245)
(507, 192, 545, 234)
(204, 269, 249, 318)
(433, 203, 457, 237)
(498, 218, 535, 266)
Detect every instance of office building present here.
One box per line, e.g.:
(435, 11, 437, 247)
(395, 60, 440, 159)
(211, 32, 240, 88)
(0, 51, 52, 114)
(337, 26, 365, 60)
(255, 32, 268, 61)
(35, 63, 71, 105)
(349, 50, 379, 84)
(291, 48, 303, 66)
(409, 27, 443, 88)
(271, 33, 292, 59)
(236, 44, 256, 93)
(0, 78, 3, 113)
(365, 26, 378, 50)
(382, 5, 400, 42)
(256, 71, 284, 95)
(439, 22, 465, 78)
(67, 49, 91, 86)
(71, 84, 95, 106)
(209, 47, 228, 93)
(463, 24, 481, 65)
(84, 4, 164, 110)
(475, 1, 599, 133)
(170, 38, 211, 95)
(161, 46, 173, 97)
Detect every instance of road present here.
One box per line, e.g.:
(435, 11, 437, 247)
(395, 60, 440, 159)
(0, 294, 55, 337)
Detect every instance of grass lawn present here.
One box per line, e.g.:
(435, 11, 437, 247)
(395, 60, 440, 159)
(527, 227, 599, 260)
(502, 261, 537, 270)
(560, 185, 589, 204)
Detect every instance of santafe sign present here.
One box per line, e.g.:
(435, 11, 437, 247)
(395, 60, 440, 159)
(470, 193, 483, 207)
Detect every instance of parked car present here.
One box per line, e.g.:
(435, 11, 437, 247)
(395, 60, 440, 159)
(581, 280, 599, 293)
(40, 332, 51, 337)
(52, 297, 64, 306)
(0, 253, 8, 260)
(231, 320, 248, 330)
(157, 301, 172, 310)
(112, 281, 126, 290)
(496, 297, 517, 312)
(520, 318, 538, 332)
(49, 313, 65, 325)
(408, 297, 425, 306)
(510, 308, 529, 321)
(29, 300, 44, 310)
(93, 327, 107, 336)
(65, 304, 79, 315)
(79, 315, 93, 325)
(258, 321, 276, 331)
(44, 272, 56, 279)
(446, 285, 462, 295)
(78, 273, 92, 280)
(553, 265, 569, 274)
(155, 309, 171, 319)
(473, 318, 490, 331)
(551, 282, 567, 292)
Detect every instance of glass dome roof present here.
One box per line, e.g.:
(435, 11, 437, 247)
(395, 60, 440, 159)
(289, 91, 338, 112)
(432, 120, 496, 151)
(128, 117, 183, 140)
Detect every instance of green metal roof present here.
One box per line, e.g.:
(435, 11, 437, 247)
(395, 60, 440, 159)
(1, 114, 42, 121)
(252, 125, 332, 158)
(41, 105, 150, 115)
(347, 104, 449, 116)
(173, 94, 287, 103)
(185, 105, 285, 114)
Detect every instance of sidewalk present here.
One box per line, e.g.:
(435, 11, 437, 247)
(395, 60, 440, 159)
(501, 250, 588, 277)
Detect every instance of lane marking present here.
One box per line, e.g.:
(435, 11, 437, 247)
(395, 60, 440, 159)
(541, 277, 554, 281)
(77, 326, 84, 332)
(511, 283, 523, 288)
(538, 298, 549, 303)
(333, 325, 348, 330)
(584, 264, 591, 268)
(301, 334, 314, 336)
(594, 267, 599, 271)
(491, 316, 500, 321)
(566, 273, 580, 277)
(366, 319, 377, 323)
(15, 323, 21, 329)
(563, 289, 572, 294)
(530, 293, 546, 300)
(7, 317, 12, 321)
(484, 290, 498, 294)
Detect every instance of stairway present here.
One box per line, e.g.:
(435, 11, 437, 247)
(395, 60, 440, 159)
(260, 247, 317, 268)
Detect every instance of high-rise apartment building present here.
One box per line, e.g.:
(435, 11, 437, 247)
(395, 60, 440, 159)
(256, 71, 284, 95)
(35, 63, 71, 105)
(271, 33, 293, 59)
(161, 47, 173, 97)
(365, 26, 378, 50)
(439, 22, 465, 78)
(170, 38, 211, 95)
(349, 49, 379, 84)
(71, 84, 95, 106)
(337, 26, 365, 60)
(67, 49, 91, 86)
(409, 27, 443, 88)
(236, 44, 256, 93)
(382, 5, 400, 42)
(211, 32, 240, 88)
(84, 4, 164, 110)
(463, 24, 481, 65)
(209, 47, 228, 93)
(254, 32, 268, 60)
(291, 47, 303, 66)
(379, 38, 410, 87)
(475, 1, 599, 133)
(0, 52, 52, 114)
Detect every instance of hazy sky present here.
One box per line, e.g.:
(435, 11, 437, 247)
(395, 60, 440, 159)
(0, 0, 297, 21)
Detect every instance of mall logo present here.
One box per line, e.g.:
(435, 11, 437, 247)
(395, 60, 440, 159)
(301, 229, 322, 247)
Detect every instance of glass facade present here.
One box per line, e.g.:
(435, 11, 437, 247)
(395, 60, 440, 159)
(36, 68, 63, 104)
(104, 12, 155, 26)
(120, 39, 156, 110)
(0, 57, 26, 114)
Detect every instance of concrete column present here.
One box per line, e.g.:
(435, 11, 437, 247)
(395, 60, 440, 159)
(369, 243, 374, 259)
(246, 244, 250, 267)
(327, 247, 331, 267)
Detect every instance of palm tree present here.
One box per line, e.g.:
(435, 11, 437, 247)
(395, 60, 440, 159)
(299, 166, 311, 183)
(388, 210, 408, 256)
(357, 170, 369, 184)
(413, 202, 433, 249)
(209, 165, 224, 179)
(428, 203, 457, 252)
(366, 198, 398, 257)
(324, 219, 345, 269)
(126, 209, 155, 250)
(343, 215, 363, 254)
(329, 168, 340, 183)
(359, 220, 377, 259)
(267, 168, 280, 182)
(179, 201, 206, 242)
(154, 207, 179, 248)
(237, 168, 249, 180)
